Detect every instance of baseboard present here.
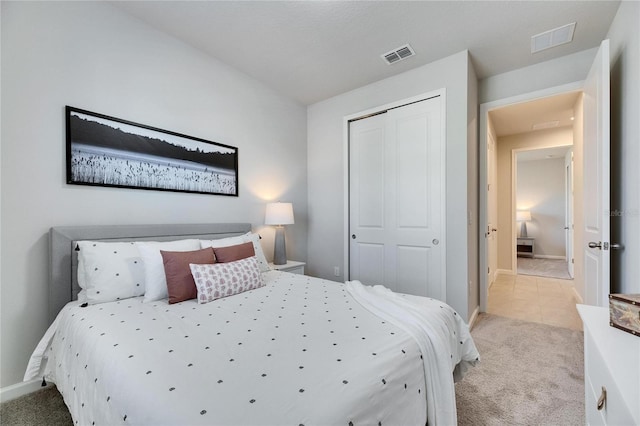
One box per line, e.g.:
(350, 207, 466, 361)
(0, 379, 50, 403)
(572, 287, 584, 304)
(496, 269, 515, 276)
(533, 255, 566, 260)
(468, 305, 480, 330)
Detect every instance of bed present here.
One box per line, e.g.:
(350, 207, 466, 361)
(26, 223, 479, 425)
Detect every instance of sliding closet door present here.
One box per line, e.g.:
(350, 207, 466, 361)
(349, 96, 445, 300)
(349, 113, 387, 287)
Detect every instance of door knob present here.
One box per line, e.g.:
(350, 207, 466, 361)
(610, 243, 623, 250)
(588, 241, 602, 249)
(351, 234, 356, 240)
(564, 227, 570, 230)
(432, 239, 439, 245)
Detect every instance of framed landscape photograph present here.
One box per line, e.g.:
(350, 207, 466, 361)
(66, 106, 238, 196)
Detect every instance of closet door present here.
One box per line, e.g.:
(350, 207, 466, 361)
(349, 96, 445, 300)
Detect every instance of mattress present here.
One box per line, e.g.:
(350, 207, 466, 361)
(26, 271, 478, 425)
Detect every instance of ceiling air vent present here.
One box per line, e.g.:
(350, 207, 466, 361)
(532, 120, 560, 131)
(382, 44, 415, 65)
(531, 22, 576, 54)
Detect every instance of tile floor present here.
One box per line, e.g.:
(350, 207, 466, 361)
(487, 273, 583, 331)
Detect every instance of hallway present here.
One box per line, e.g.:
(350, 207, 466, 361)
(487, 273, 582, 330)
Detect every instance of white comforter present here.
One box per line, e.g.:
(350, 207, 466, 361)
(26, 271, 478, 425)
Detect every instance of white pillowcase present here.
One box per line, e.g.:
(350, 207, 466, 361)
(136, 239, 201, 303)
(199, 235, 246, 249)
(200, 232, 269, 272)
(76, 241, 145, 305)
(242, 232, 270, 272)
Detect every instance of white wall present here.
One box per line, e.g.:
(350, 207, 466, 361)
(479, 48, 597, 104)
(0, 2, 307, 388)
(607, 0, 640, 295)
(467, 61, 479, 317)
(496, 127, 573, 271)
(516, 157, 567, 258)
(307, 50, 477, 321)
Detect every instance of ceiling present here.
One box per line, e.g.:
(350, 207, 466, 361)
(111, 1, 620, 106)
(489, 91, 582, 137)
(517, 145, 572, 163)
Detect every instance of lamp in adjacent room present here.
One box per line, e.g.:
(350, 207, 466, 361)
(516, 210, 532, 237)
(265, 202, 294, 265)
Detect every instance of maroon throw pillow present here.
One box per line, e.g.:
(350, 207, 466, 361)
(161, 248, 215, 304)
(213, 242, 255, 263)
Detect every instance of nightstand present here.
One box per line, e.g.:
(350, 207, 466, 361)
(269, 260, 306, 275)
(516, 237, 535, 257)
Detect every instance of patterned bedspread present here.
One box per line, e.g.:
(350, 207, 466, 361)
(26, 271, 478, 425)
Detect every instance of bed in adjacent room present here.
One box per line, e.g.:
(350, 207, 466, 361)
(25, 223, 479, 426)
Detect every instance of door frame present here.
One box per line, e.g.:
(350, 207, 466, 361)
(342, 88, 447, 295)
(479, 81, 583, 312)
(511, 145, 572, 270)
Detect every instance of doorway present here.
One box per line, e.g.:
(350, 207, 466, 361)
(480, 39, 612, 321)
(515, 146, 573, 280)
(479, 85, 584, 330)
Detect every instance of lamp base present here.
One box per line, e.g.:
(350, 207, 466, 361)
(273, 227, 287, 265)
(520, 222, 528, 238)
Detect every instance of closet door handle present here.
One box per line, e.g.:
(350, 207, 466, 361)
(597, 386, 607, 411)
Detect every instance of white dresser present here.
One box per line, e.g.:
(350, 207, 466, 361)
(577, 304, 640, 426)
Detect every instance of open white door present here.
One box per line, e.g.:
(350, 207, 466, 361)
(583, 39, 610, 307)
(565, 150, 574, 278)
(487, 130, 498, 287)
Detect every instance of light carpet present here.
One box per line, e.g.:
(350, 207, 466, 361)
(517, 257, 572, 280)
(1, 314, 584, 426)
(456, 313, 584, 426)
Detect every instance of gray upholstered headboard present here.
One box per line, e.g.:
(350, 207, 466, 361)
(49, 223, 252, 323)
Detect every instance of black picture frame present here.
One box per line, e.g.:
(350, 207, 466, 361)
(66, 106, 238, 196)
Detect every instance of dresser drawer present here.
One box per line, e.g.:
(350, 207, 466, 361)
(285, 266, 305, 275)
(584, 327, 635, 425)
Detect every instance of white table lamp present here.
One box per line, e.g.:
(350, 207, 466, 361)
(516, 210, 532, 237)
(265, 202, 294, 265)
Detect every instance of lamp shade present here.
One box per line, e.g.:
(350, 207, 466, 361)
(516, 210, 532, 222)
(265, 202, 294, 225)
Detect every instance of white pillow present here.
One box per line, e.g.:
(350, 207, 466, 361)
(137, 239, 201, 303)
(241, 232, 269, 273)
(76, 241, 145, 304)
(200, 232, 269, 273)
(199, 235, 246, 249)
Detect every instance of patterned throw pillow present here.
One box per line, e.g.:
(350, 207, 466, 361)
(189, 256, 265, 304)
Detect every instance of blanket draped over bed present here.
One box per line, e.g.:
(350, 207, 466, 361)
(346, 281, 479, 425)
(26, 272, 478, 425)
